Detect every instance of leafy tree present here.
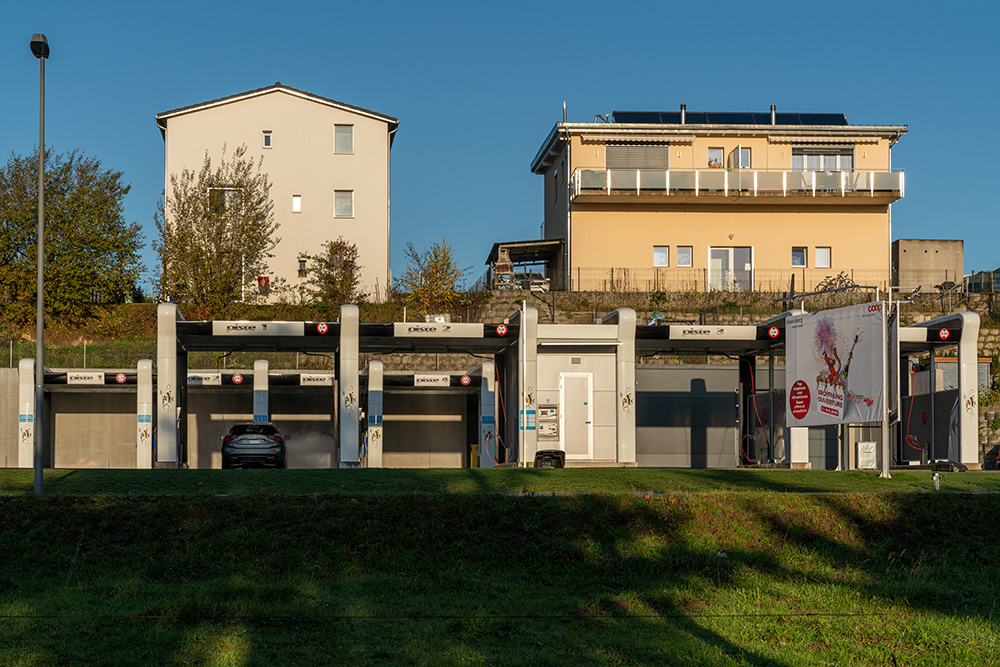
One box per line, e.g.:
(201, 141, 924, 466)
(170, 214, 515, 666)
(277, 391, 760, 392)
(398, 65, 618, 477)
(299, 236, 366, 308)
(397, 239, 469, 315)
(0, 148, 144, 325)
(154, 144, 277, 317)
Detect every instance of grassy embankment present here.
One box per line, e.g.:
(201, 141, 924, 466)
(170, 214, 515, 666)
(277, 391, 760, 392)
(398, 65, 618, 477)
(1, 469, 999, 666)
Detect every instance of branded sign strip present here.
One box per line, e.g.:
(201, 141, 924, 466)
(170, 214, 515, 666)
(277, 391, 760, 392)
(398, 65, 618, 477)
(67, 372, 105, 386)
(669, 325, 759, 341)
(413, 374, 451, 387)
(211, 321, 306, 336)
(187, 372, 222, 386)
(299, 373, 333, 386)
(393, 322, 484, 338)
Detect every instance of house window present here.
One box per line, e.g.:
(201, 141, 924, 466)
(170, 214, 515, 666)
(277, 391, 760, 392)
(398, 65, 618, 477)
(292, 195, 302, 213)
(816, 246, 831, 269)
(707, 148, 723, 168)
(335, 125, 354, 153)
(335, 190, 354, 217)
(677, 246, 693, 267)
(262, 131, 272, 148)
(298, 259, 307, 278)
(739, 147, 751, 169)
(208, 187, 240, 215)
(792, 148, 853, 171)
(653, 246, 669, 267)
(792, 247, 807, 267)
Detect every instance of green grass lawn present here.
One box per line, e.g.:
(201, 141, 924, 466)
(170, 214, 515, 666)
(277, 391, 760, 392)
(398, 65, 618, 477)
(1, 470, 999, 665)
(2, 467, 1000, 497)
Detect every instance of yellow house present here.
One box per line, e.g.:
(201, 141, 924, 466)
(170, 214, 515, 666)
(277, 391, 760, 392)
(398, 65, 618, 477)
(530, 107, 906, 293)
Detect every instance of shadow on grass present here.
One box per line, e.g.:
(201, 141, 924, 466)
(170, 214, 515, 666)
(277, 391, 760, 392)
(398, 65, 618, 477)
(2, 492, 999, 664)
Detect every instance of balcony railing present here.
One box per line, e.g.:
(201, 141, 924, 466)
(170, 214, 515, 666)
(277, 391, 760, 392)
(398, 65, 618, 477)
(573, 167, 904, 200)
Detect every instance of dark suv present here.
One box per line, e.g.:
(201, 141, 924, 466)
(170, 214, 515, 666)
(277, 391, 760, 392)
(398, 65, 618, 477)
(221, 423, 287, 468)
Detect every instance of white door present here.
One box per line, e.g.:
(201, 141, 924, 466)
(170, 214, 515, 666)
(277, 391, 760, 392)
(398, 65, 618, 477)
(560, 373, 593, 460)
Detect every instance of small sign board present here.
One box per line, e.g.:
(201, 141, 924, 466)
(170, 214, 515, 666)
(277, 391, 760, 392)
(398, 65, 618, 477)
(188, 373, 222, 386)
(414, 374, 450, 387)
(67, 372, 105, 385)
(300, 373, 333, 386)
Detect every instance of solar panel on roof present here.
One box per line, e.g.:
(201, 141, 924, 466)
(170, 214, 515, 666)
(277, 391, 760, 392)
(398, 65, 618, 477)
(706, 112, 755, 124)
(798, 113, 848, 126)
(612, 111, 661, 124)
(610, 110, 850, 125)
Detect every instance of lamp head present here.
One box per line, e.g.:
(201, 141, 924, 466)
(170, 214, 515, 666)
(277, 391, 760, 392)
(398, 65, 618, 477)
(30, 34, 49, 59)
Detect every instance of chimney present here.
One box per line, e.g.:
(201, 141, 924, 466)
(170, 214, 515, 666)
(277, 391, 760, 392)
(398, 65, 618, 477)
(562, 101, 567, 124)
(771, 104, 776, 125)
(681, 104, 686, 125)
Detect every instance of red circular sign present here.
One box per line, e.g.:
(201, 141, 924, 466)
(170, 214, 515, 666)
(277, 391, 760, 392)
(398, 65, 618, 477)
(922, 411, 928, 426)
(938, 328, 950, 340)
(496, 324, 507, 336)
(317, 322, 329, 334)
(232, 374, 244, 385)
(768, 326, 779, 339)
(789, 380, 811, 420)
(460, 375, 472, 386)
(116, 373, 126, 384)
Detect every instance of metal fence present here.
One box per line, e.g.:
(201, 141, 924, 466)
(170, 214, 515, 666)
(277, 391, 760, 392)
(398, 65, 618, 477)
(565, 267, 889, 294)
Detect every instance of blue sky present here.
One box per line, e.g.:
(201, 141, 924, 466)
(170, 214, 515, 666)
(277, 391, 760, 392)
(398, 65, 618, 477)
(3, 0, 997, 291)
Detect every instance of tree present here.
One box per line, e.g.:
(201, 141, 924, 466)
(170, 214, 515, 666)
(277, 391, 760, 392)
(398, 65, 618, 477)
(397, 239, 469, 315)
(299, 236, 366, 308)
(0, 148, 144, 325)
(154, 144, 277, 317)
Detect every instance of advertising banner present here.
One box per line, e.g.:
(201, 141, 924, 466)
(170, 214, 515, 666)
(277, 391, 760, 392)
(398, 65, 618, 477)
(786, 302, 885, 426)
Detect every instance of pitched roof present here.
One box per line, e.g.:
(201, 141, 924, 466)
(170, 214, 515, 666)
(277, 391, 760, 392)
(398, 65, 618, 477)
(155, 82, 398, 139)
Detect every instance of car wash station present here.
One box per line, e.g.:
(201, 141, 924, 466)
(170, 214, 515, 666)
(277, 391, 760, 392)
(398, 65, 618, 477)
(13, 302, 982, 470)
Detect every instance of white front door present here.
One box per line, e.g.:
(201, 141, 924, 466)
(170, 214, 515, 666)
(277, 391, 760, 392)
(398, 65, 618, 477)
(561, 373, 593, 460)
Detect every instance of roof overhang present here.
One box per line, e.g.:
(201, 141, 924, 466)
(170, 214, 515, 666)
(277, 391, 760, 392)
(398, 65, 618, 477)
(531, 122, 908, 173)
(156, 84, 399, 141)
(486, 239, 564, 265)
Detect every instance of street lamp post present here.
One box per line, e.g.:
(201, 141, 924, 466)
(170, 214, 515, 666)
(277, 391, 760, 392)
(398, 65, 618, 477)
(31, 33, 49, 497)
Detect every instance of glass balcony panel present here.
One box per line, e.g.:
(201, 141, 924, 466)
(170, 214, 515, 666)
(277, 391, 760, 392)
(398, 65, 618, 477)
(640, 170, 667, 191)
(700, 169, 726, 192)
(729, 170, 754, 193)
(756, 171, 784, 193)
(845, 171, 869, 192)
(580, 169, 606, 191)
(815, 171, 842, 192)
(670, 170, 696, 192)
(873, 172, 901, 192)
(786, 171, 812, 193)
(610, 169, 637, 191)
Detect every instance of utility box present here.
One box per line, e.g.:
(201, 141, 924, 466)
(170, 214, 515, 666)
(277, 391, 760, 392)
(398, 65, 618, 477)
(537, 406, 559, 440)
(857, 441, 877, 470)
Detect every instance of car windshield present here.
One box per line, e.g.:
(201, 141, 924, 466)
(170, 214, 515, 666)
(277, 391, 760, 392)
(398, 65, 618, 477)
(230, 424, 278, 436)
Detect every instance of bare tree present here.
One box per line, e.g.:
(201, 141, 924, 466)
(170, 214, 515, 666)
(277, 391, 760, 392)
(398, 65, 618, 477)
(153, 144, 277, 317)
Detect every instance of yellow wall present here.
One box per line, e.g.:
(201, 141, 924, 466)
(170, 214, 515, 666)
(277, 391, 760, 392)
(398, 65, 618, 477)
(569, 204, 890, 290)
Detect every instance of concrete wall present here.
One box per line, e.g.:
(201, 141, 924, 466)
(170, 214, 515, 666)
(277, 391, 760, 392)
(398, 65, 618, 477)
(892, 239, 964, 291)
(0, 369, 18, 468)
(382, 392, 468, 468)
(163, 88, 393, 299)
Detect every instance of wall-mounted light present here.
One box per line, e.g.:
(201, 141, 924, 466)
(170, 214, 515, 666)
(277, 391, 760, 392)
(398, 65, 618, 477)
(729, 234, 735, 240)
